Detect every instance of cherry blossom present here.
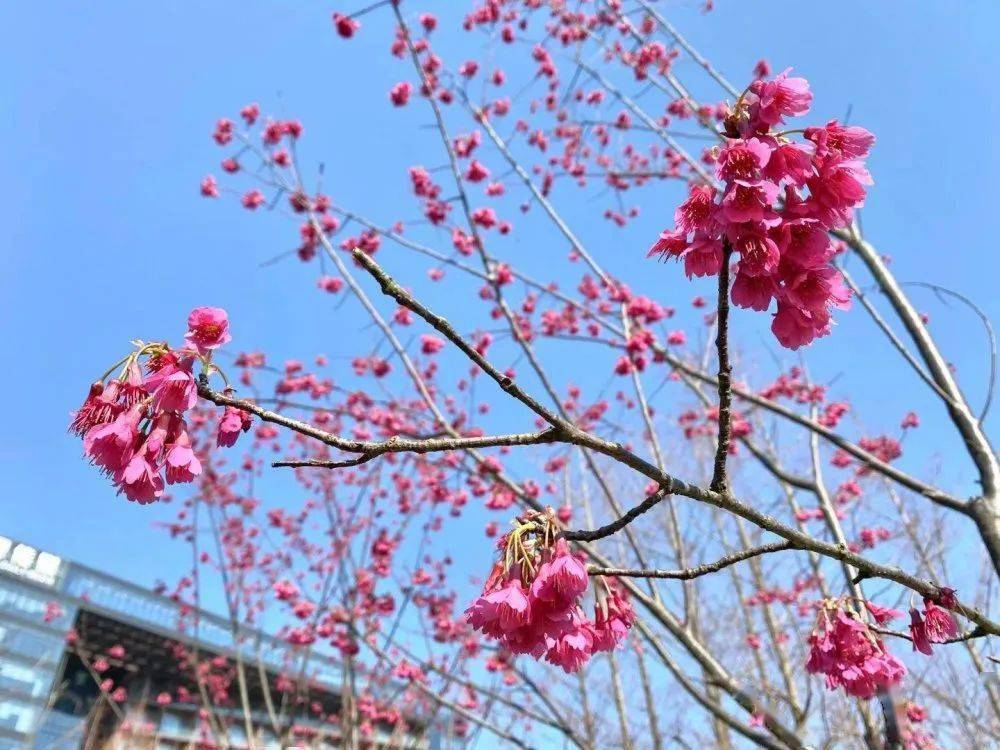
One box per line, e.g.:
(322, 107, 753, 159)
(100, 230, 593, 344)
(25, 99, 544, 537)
(649, 71, 873, 349)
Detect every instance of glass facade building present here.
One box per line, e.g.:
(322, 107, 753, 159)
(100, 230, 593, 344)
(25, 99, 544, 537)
(0, 535, 439, 749)
(0, 537, 75, 749)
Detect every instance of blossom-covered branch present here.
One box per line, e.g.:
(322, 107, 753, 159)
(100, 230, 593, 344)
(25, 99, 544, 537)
(66, 3, 1000, 748)
(348, 246, 999, 637)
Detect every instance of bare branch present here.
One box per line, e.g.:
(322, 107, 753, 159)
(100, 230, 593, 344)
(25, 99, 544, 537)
(711, 241, 734, 492)
(836, 228, 999, 496)
(588, 541, 796, 579)
(837, 227, 1000, 572)
(197, 380, 560, 467)
(840, 266, 958, 406)
(350, 249, 568, 430)
(902, 280, 998, 422)
(874, 625, 988, 646)
(562, 487, 669, 542)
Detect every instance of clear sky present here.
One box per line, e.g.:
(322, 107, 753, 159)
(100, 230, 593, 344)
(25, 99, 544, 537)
(2, 0, 999, 598)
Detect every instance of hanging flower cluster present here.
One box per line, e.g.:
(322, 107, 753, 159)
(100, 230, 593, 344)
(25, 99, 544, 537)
(465, 509, 634, 673)
(805, 598, 906, 698)
(71, 307, 249, 504)
(908, 591, 958, 655)
(648, 70, 875, 349)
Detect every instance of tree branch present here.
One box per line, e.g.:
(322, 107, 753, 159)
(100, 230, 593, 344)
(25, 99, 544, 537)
(562, 487, 669, 542)
(347, 248, 1000, 637)
(711, 240, 734, 492)
(588, 541, 795, 579)
(197, 380, 561, 466)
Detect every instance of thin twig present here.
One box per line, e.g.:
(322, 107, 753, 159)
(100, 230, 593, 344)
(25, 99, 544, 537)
(902, 280, 997, 422)
(562, 487, 669, 541)
(588, 541, 795, 579)
(198, 379, 560, 466)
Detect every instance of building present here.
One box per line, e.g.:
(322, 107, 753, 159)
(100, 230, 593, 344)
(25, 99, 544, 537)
(0, 535, 438, 749)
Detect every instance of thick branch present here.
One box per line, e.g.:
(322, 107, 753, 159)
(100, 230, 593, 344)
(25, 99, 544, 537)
(348, 249, 1000, 636)
(837, 227, 1000, 573)
(711, 241, 734, 492)
(656, 350, 968, 512)
(837, 228, 998, 496)
(349, 249, 567, 430)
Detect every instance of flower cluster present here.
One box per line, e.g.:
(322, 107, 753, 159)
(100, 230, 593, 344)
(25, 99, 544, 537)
(71, 307, 248, 504)
(805, 598, 906, 698)
(909, 595, 958, 655)
(649, 70, 875, 349)
(465, 509, 634, 673)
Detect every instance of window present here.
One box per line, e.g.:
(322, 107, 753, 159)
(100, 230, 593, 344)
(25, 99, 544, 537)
(0, 661, 48, 698)
(228, 722, 248, 744)
(0, 697, 38, 733)
(157, 709, 193, 738)
(0, 579, 69, 625)
(0, 624, 63, 663)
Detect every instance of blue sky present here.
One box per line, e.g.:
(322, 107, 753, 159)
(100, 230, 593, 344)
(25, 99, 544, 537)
(2, 0, 999, 604)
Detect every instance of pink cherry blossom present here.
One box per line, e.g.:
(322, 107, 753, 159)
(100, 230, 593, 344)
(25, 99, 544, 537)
(776, 218, 831, 268)
(465, 160, 491, 183)
(865, 601, 903, 625)
(389, 81, 412, 107)
(529, 539, 588, 608)
(200, 175, 219, 198)
(674, 185, 718, 235)
(420, 335, 445, 355)
(909, 600, 958, 656)
(332, 12, 359, 38)
(682, 236, 724, 278)
(145, 362, 198, 413)
(772, 300, 827, 350)
(164, 433, 202, 484)
(591, 585, 635, 652)
(731, 272, 778, 311)
(719, 180, 780, 224)
(646, 229, 688, 260)
(806, 601, 906, 698)
(71, 380, 123, 437)
(240, 103, 259, 125)
(185, 307, 232, 353)
(762, 142, 813, 185)
(715, 137, 771, 183)
(544, 612, 594, 673)
(217, 405, 252, 447)
(241, 190, 265, 210)
(807, 158, 873, 227)
(83, 407, 141, 475)
(749, 68, 813, 126)
(805, 120, 876, 159)
(466, 578, 532, 638)
(649, 71, 869, 349)
(117, 454, 164, 504)
(731, 228, 780, 277)
(465, 512, 633, 672)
